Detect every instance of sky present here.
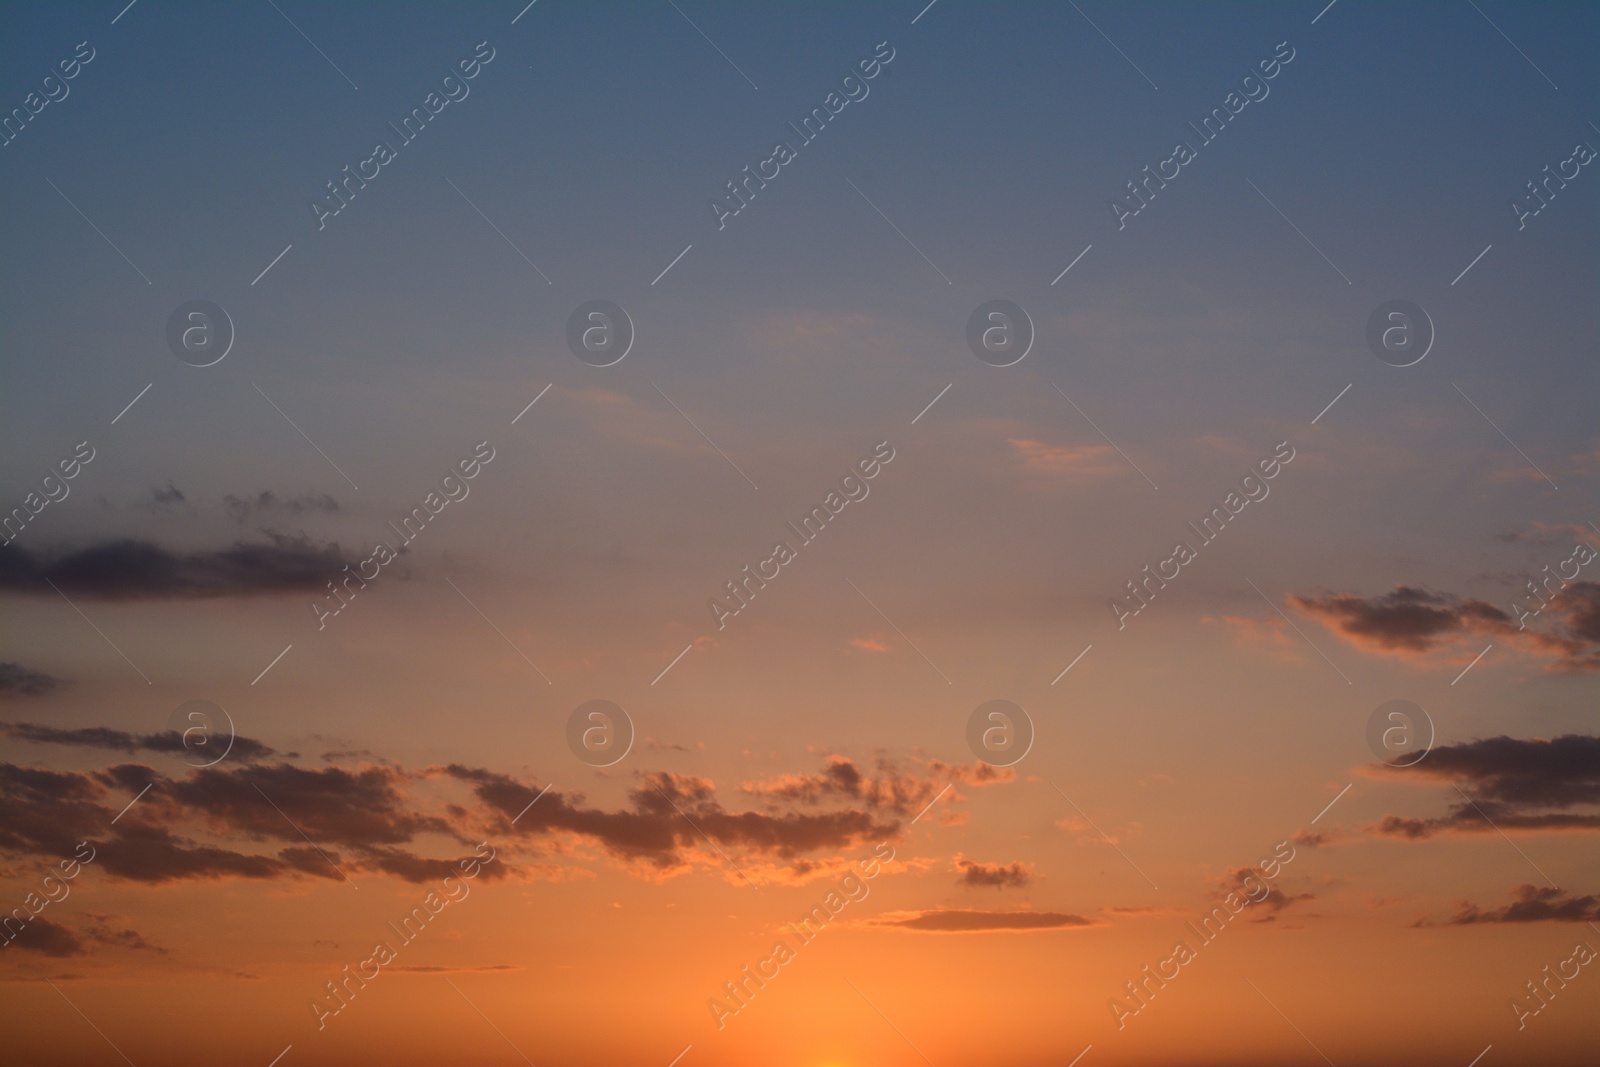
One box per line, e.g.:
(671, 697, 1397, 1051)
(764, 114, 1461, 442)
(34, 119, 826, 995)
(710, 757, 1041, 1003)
(1, 1, 1597, 1065)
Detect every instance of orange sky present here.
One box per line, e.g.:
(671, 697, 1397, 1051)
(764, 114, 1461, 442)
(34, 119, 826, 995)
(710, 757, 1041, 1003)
(4, 1, 1599, 1064)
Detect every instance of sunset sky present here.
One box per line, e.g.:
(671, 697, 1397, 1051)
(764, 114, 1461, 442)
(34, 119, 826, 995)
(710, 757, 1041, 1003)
(2, 2, 1597, 1066)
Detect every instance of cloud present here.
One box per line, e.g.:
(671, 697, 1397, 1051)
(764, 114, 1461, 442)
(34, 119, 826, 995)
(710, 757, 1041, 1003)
(2, 749, 1008, 888)
(1371, 734, 1600, 839)
(847, 636, 890, 653)
(0, 763, 135, 862)
(1495, 522, 1595, 547)
(643, 738, 698, 752)
(387, 964, 522, 974)
(0, 722, 280, 763)
(2, 917, 85, 957)
(91, 822, 314, 883)
(1532, 581, 1600, 672)
(1373, 810, 1600, 839)
(1400, 734, 1600, 808)
(566, 387, 719, 455)
(0, 535, 354, 599)
(149, 483, 185, 507)
(3, 739, 1011, 889)
(1054, 811, 1140, 846)
(1102, 905, 1180, 916)
(452, 765, 898, 871)
(0, 663, 63, 698)
(1218, 866, 1313, 919)
(320, 749, 379, 763)
(1205, 614, 1303, 662)
(450, 755, 1007, 878)
(0, 761, 483, 886)
(2, 914, 166, 960)
(871, 909, 1095, 932)
(939, 761, 1018, 787)
(757, 310, 880, 346)
(1008, 439, 1117, 477)
(1290, 583, 1600, 672)
(1426, 884, 1600, 925)
(1290, 586, 1513, 653)
(955, 857, 1031, 889)
(223, 491, 340, 523)
(80, 917, 167, 954)
(1292, 828, 1348, 849)
(156, 763, 465, 851)
(737, 754, 1011, 818)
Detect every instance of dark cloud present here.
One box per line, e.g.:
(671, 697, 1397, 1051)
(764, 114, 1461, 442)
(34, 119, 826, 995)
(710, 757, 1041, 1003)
(1377, 810, 1600, 839)
(276, 846, 351, 881)
(1219, 866, 1313, 919)
(2, 917, 84, 957)
(320, 749, 379, 763)
(149, 483, 185, 506)
(0, 663, 63, 698)
(94, 821, 300, 883)
(955, 857, 1031, 889)
(1291, 583, 1600, 672)
(1427, 884, 1600, 925)
(81, 917, 167, 954)
(1403, 734, 1600, 808)
(1372, 735, 1600, 839)
(741, 756, 866, 806)
(871, 909, 1094, 932)
(0, 761, 476, 885)
(1, 751, 1007, 887)
(357, 845, 508, 884)
(737, 753, 1013, 817)
(0, 763, 121, 859)
(1545, 582, 1600, 671)
(2, 915, 165, 959)
(0, 535, 353, 599)
(223, 491, 340, 523)
(1, 722, 279, 763)
(1290, 586, 1513, 653)
(157, 763, 461, 849)
(509, 769, 895, 867)
(449, 756, 993, 871)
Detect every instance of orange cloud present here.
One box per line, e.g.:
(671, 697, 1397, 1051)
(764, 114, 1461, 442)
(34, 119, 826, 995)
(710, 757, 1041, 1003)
(1205, 613, 1304, 662)
(1007, 439, 1117, 476)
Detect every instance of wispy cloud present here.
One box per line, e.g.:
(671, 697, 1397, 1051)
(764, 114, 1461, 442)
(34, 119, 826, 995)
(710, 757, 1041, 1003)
(870, 909, 1095, 933)
(0, 663, 64, 698)
(0, 536, 355, 599)
(1008, 439, 1117, 477)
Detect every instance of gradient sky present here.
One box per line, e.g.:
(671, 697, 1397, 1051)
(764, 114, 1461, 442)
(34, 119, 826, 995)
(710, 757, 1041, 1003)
(2, 2, 1597, 1066)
